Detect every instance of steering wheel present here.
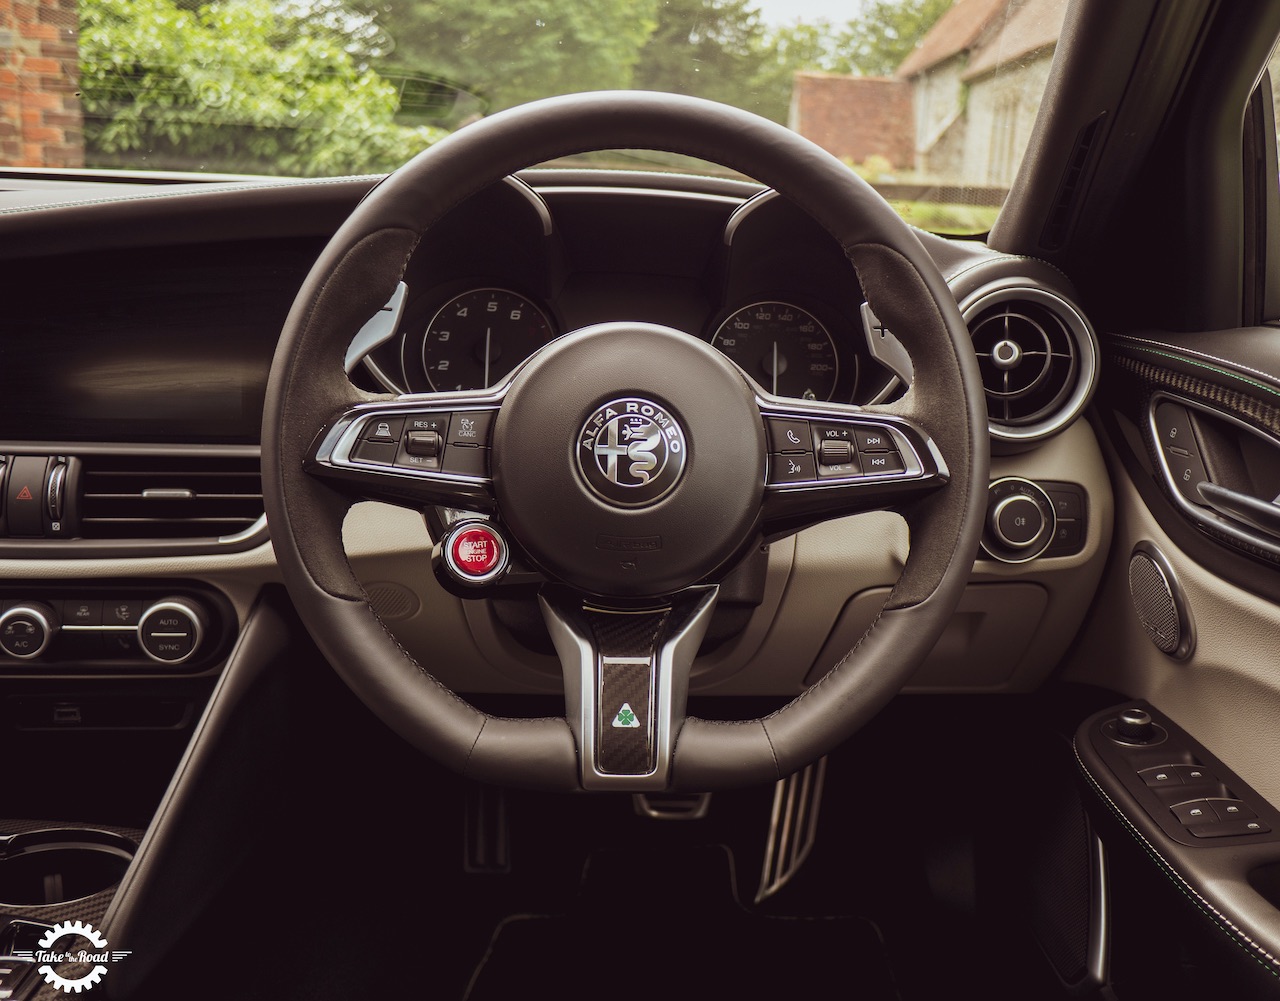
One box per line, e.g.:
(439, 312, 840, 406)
(262, 92, 988, 793)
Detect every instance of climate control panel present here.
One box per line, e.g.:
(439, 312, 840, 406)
(0, 585, 228, 671)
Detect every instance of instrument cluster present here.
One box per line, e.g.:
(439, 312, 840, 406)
(356, 181, 903, 406)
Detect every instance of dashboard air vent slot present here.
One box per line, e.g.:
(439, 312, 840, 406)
(960, 283, 1099, 445)
(78, 454, 263, 540)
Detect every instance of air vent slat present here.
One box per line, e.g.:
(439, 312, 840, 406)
(79, 454, 264, 541)
(960, 282, 1098, 444)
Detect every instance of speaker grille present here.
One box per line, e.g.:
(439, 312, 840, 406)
(1129, 551, 1181, 655)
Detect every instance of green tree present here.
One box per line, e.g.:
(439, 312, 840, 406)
(747, 20, 850, 122)
(633, 0, 770, 112)
(370, 0, 660, 117)
(839, 0, 953, 77)
(79, 0, 446, 176)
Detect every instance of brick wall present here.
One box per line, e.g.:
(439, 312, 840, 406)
(789, 73, 915, 171)
(0, 0, 83, 168)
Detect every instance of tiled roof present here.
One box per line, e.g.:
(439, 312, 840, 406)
(790, 72, 915, 169)
(896, 0, 1011, 78)
(964, 0, 1067, 79)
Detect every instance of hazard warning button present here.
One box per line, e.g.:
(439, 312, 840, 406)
(6, 456, 47, 537)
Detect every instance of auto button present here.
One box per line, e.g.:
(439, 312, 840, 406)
(138, 599, 206, 665)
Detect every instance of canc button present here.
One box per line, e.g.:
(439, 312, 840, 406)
(445, 523, 507, 583)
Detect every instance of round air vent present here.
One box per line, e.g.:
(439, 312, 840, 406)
(959, 282, 1098, 444)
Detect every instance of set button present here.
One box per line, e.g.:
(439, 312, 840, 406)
(350, 410, 495, 478)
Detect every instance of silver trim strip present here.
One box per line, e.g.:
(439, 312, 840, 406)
(1087, 834, 1110, 986)
(217, 513, 268, 546)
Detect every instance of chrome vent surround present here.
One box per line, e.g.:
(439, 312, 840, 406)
(79, 453, 264, 542)
(959, 282, 1099, 443)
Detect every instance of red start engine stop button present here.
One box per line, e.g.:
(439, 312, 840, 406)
(445, 523, 507, 582)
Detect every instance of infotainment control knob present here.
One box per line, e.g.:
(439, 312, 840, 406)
(0, 602, 59, 659)
(138, 599, 207, 665)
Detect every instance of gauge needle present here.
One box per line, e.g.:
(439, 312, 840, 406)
(772, 341, 778, 395)
(484, 328, 492, 387)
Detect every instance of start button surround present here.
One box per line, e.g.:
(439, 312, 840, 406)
(445, 522, 509, 583)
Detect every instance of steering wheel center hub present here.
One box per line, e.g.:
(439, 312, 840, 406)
(491, 322, 766, 598)
(576, 396, 688, 507)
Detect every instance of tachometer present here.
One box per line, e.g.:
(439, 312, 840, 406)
(420, 288, 555, 391)
(710, 301, 838, 401)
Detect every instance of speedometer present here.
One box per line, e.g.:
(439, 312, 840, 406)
(420, 288, 555, 391)
(710, 302, 838, 401)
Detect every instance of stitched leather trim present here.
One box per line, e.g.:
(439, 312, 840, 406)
(1075, 740, 1280, 979)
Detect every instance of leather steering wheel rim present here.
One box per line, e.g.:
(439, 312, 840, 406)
(262, 91, 989, 792)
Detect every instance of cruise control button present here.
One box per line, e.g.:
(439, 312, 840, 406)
(394, 438, 442, 472)
(405, 430, 443, 458)
(448, 411, 495, 447)
(441, 446, 490, 477)
(854, 427, 893, 452)
(363, 415, 404, 442)
(861, 451, 905, 475)
(768, 453, 817, 484)
(766, 418, 811, 453)
(406, 414, 451, 435)
(352, 440, 398, 466)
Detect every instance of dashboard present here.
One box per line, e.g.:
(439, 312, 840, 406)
(0, 168, 1111, 699)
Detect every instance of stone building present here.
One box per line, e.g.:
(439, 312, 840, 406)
(897, 0, 1067, 187)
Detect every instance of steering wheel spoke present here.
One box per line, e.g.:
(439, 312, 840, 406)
(540, 585, 719, 791)
(306, 395, 502, 512)
(758, 398, 948, 536)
